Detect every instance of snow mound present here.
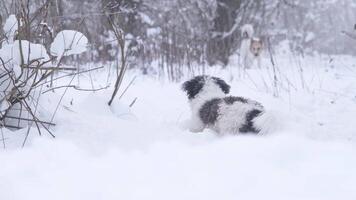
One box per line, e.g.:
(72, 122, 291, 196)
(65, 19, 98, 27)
(110, 102, 137, 121)
(50, 30, 88, 56)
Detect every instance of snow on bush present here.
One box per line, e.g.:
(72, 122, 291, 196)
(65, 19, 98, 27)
(50, 30, 88, 56)
(0, 40, 49, 66)
(3, 14, 18, 42)
(0, 26, 89, 130)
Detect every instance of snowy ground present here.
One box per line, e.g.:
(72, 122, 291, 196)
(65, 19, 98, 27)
(1, 53, 356, 200)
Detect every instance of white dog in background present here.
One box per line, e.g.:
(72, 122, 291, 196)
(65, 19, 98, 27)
(182, 75, 274, 135)
(239, 24, 263, 69)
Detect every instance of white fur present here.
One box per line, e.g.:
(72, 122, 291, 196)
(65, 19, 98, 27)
(239, 24, 262, 69)
(215, 100, 262, 134)
(252, 110, 277, 135)
(188, 78, 226, 133)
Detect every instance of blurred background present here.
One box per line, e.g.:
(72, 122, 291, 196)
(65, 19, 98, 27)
(1, 0, 356, 80)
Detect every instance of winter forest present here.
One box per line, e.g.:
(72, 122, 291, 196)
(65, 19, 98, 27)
(1, 0, 356, 199)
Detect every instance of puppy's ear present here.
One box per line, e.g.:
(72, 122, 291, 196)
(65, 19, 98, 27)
(212, 77, 230, 94)
(182, 76, 205, 99)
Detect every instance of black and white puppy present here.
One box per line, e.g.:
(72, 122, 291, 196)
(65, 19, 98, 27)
(182, 75, 273, 135)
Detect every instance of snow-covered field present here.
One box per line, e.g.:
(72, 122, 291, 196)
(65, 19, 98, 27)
(1, 53, 356, 200)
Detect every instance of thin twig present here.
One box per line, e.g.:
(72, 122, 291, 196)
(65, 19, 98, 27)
(0, 122, 5, 149)
(34, 66, 104, 88)
(341, 30, 356, 41)
(129, 97, 138, 107)
(1, 124, 22, 129)
(42, 85, 109, 94)
(49, 75, 76, 127)
(5, 115, 55, 126)
(119, 76, 136, 99)
(267, 37, 279, 97)
(23, 66, 77, 71)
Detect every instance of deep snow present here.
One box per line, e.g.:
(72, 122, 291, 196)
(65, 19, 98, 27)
(1, 52, 356, 200)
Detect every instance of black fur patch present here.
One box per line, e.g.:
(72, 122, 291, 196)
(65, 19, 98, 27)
(212, 77, 230, 94)
(223, 96, 248, 104)
(239, 109, 263, 134)
(199, 98, 222, 125)
(182, 76, 206, 100)
(182, 76, 230, 99)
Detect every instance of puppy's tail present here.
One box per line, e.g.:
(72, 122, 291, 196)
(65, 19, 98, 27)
(241, 24, 254, 39)
(253, 110, 277, 135)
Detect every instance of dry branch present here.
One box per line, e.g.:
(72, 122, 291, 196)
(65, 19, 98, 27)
(107, 15, 128, 106)
(341, 30, 356, 41)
